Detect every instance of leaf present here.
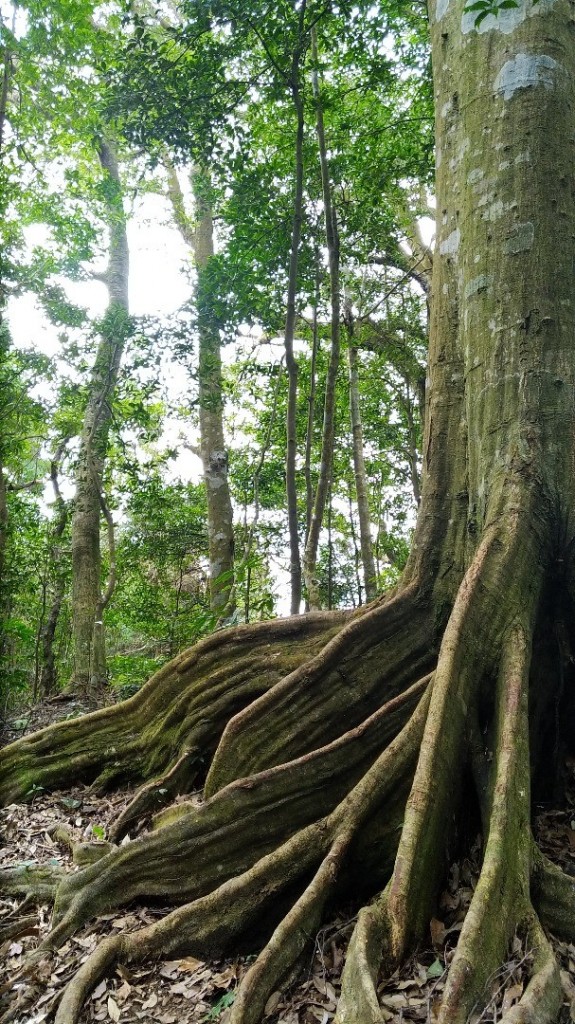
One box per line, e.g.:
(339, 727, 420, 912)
(142, 992, 158, 1009)
(501, 982, 523, 1014)
(178, 955, 205, 972)
(92, 980, 107, 1000)
(427, 959, 444, 979)
(107, 996, 121, 1022)
(430, 917, 446, 946)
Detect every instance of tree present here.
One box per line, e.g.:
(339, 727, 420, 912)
(3, 2, 572, 1023)
(70, 138, 131, 692)
(165, 160, 235, 615)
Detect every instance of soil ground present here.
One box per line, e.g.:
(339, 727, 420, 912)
(2, 697, 575, 1024)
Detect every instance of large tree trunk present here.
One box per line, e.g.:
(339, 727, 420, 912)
(2, 6, 575, 1024)
(70, 139, 130, 693)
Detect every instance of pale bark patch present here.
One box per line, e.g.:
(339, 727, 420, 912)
(494, 53, 559, 100)
(439, 228, 461, 256)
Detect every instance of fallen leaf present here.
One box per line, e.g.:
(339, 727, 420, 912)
(501, 982, 523, 1015)
(177, 956, 205, 973)
(107, 995, 121, 1022)
(92, 980, 107, 1000)
(427, 959, 444, 979)
(142, 992, 158, 1009)
(430, 918, 446, 946)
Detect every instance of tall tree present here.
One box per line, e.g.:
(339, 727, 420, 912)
(165, 161, 235, 615)
(70, 138, 131, 692)
(303, 27, 341, 611)
(9, 3, 575, 1024)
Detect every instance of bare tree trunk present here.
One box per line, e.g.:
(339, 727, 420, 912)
(284, 81, 305, 615)
(39, 439, 69, 696)
(70, 138, 130, 694)
(344, 301, 377, 602)
(304, 266, 320, 545)
(192, 167, 235, 614)
(303, 27, 341, 610)
(164, 161, 235, 616)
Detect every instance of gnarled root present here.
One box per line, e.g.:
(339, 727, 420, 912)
(3, 505, 572, 1024)
(0, 613, 344, 807)
(47, 675, 427, 947)
(0, 863, 65, 903)
(337, 513, 558, 1024)
(53, 683, 431, 1024)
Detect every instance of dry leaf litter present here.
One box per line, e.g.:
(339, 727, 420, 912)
(1, 700, 575, 1023)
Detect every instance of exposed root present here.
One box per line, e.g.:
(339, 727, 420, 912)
(227, 686, 432, 1024)
(108, 747, 198, 842)
(51, 682, 431, 1024)
(335, 512, 547, 1024)
(531, 845, 575, 941)
(45, 676, 427, 946)
(437, 623, 532, 1023)
(0, 863, 65, 902)
(499, 915, 562, 1024)
(335, 888, 390, 1024)
(206, 584, 434, 795)
(0, 613, 343, 806)
(3, 498, 568, 1024)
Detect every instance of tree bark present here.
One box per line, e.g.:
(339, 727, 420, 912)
(191, 166, 235, 614)
(70, 138, 130, 693)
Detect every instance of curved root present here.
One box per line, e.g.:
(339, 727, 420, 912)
(0, 613, 342, 806)
(206, 584, 434, 795)
(499, 914, 561, 1024)
(51, 684, 432, 1024)
(46, 676, 427, 945)
(531, 845, 575, 942)
(0, 863, 65, 902)
(5, 502, 570, 1024)
(337, 515, 547, 1024)
(437, 623, 532, 1023)
(228, 686, 431, 1024)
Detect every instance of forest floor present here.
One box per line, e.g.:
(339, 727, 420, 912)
(2, 698, 575, 1024)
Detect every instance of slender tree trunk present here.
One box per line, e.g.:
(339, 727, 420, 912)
(191, 167, 235, 614)
(70, 139, 130, 693)
(284, 78, 305, 615)
(402, 386, 421, 507)
(39, 440, 69, 696)
(164, 160, 235, 616)
(303, 28, 341, 610)
(344, 302, 377, 602)
(304, 265, 320, 545)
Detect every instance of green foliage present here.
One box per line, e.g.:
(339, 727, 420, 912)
(464, 0, 520, 26)
(203, 990, 236, 1022)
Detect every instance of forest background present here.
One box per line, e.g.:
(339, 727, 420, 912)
(0, 0, 432, 702)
